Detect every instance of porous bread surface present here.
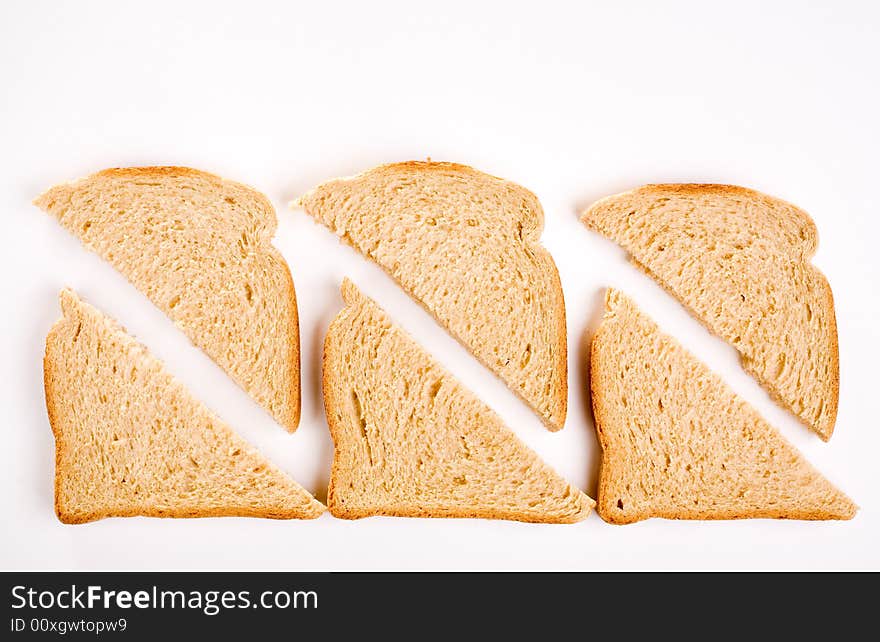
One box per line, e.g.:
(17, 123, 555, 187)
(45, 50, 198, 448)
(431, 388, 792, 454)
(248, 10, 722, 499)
(582, 184, 838, 440)
(35, 167, 300, 431)
(322, 279, 593, 523)
(44, 289, 324, 524)
(299, 161, 567, 430)
(590, 289, 856, 524)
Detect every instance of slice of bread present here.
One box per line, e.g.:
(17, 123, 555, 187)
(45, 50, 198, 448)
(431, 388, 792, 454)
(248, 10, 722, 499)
(35, 167, 300, 431)
(297, 161, 568, 430)
(322, 279, 593, 523)
(590, 289, 856, 524)
(44, 289, 324, 524)
(582, 184, 838, 440)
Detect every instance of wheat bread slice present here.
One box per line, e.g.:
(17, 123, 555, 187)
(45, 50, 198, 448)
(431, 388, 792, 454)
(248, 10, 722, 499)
(322, 279, 593, 523)
(297, 161, 567, 430)
(591, 289, 856, 524)
(582, 184, 838, 440)
(35, 167, 300, 431)
(44, 289, 324, 524)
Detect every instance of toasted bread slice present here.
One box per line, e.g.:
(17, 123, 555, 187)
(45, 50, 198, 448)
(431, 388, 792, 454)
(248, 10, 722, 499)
(583, 184, 838, 440)
(322, 280, 592, 523)
(44, 289, 324, 524)
(298, 161, 567, 430)
(591, 289, 855, 524)
(36, 167, 300, 431)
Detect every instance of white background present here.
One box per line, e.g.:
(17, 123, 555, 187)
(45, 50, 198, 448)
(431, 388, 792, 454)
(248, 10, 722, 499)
(1, 0, 877, 571)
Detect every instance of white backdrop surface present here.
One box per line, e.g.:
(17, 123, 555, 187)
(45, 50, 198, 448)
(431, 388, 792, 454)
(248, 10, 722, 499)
(1, 0, 877, 570)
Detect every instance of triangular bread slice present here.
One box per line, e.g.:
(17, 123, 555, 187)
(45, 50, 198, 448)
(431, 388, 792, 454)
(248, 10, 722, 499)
(298, 161, 568, 431)
(44, 289, 324, 524)
(582, 184, 838, 440)
(322, 280, 592, 523)
(590, 289, 856, 524)
(35, 167, 300, 431)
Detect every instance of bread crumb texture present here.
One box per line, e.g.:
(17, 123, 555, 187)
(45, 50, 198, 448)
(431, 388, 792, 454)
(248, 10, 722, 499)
(44, 289, 323, 524)
(35, 167, 300, 431)
(322, 279, 592, 523)
(299, 161, 567, 430)
(590, 289, 856, 524)
(583, 184, 838, 440)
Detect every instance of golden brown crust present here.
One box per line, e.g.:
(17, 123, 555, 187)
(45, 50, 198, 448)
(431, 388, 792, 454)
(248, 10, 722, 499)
(360, 160, 549, 240)
(279, 255, 301, 431)
(359, 160, 515, 189)
(588, 306, 612, 523)
(327, 504, 587, 524)
(43, 321, 65, 523)
(57, 506, 322, 525)
(632, 183, 820, 254)
(97, 165, 228, 181)
(599, 505, 854, 525)
(321, 294, 343, 515)
(298, 160, 567, 430)
(42, 166, 277, 227)
(639, 183, 777, 197)
(820, 279, 840, 441)
(599, 498, 857, 523)
(585, 183, 820, 253)
(549, 270, 568, 431)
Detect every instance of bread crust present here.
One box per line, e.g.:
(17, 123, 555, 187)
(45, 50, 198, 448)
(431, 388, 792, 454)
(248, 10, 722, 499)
(36, 166, 301, 432)
(298, 160, 568, 431)
(588, 302, 614, 524)
(327, 504, 587, 524)
(43, 329, 66, 523)
(280, 259, 301, 430)
(583, 183, 837, 440)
